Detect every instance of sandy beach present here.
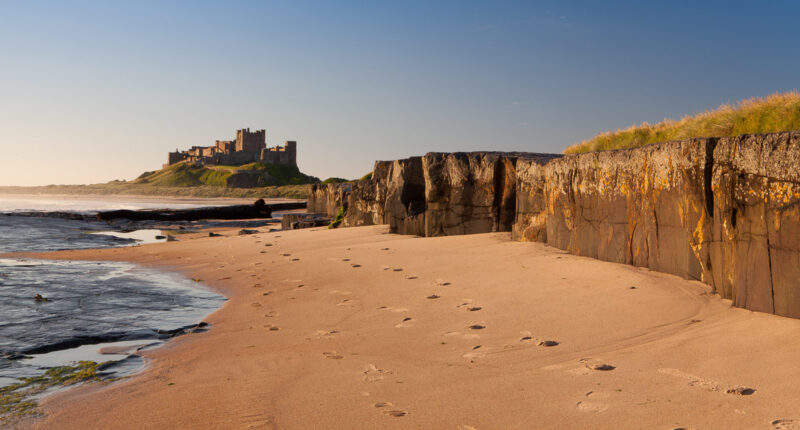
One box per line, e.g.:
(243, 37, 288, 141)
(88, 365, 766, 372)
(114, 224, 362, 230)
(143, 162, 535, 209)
(13, 225, 800, 429)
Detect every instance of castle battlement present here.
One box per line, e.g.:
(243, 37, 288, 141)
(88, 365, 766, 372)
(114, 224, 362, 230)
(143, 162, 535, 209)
(165, 128, 297, 168)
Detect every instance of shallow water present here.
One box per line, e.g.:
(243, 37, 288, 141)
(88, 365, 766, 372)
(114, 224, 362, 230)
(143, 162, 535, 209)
(0, 195, 225, 214)
(0, 198, 226, 388)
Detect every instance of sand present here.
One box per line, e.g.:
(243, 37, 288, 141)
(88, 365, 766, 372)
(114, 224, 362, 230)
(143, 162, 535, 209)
(14, 225, 800, 429)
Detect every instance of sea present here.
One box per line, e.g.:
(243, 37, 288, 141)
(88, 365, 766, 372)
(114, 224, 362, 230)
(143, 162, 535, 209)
(0, 196, 227, 388)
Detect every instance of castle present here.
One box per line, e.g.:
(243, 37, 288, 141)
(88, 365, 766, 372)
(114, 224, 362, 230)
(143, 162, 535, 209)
(165, 128, 297, 168)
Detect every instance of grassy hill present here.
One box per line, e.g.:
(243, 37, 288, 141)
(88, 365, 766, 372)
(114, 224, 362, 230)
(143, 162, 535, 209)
(134, 162, 318, 187)
(564, 92, 800, 154)
(0, 163, 321, 199)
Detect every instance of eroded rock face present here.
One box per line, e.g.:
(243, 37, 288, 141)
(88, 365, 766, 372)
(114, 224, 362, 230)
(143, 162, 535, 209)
(382, 152, 558, 236)
(384, 157, 427, 235)
(710, 131, 800, 317)
(423, 153, 507, 236)
(514, 139, 715, 284)
(308, 183, 351, 216)
(340, 161, 392, 227)
(308, 133, 800, 318)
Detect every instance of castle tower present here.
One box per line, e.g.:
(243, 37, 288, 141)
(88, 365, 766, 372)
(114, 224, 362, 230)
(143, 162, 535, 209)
(235, 128, 266, 153)
(284, 141, 297, 166)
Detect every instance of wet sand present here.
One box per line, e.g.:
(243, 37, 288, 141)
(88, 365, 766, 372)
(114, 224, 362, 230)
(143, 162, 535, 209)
(16, 225, 800, 429)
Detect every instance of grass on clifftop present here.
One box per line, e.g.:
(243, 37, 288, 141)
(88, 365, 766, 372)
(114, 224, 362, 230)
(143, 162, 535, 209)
(564, 91, 800, 154)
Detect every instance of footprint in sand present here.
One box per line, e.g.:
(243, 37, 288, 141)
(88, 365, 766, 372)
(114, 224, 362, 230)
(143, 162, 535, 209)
(373, 401, 408, 417)
(576, 401, 608, 413)
(726, 387, 756, 395)
(570, 359, 615, 374)
(773, 419, 800, 429)
(427, 294, 440, 299)
(462, 345, 484, 361)
(380, 248, 390, 251)
(264, 311, 278, 318)
(406, 275, 418, 280)
(458, 426, 478, 430)
(576, 391, 611, 413)
(363, 364, 392, 382)
(264, 324, 280, 331)
(314, 330, 339, 338)
(351, 264, 362, 268)
(433, 279, 451, 286)
(658, 368, 754, 395)
(240, 413, 275, 429)
(468, 324, 486, 330)
(281, 253, 291, 257)
(538, 340, 559, 347)
(323, 351, 344, 360)
(588, 363, 615, 371)
(291, 258, 300, 262)
(467, 306, 482, 312)
(392, 268, 403, 272)
(456, 300, 474, 309)
(342, 258, 351, 262)
(378, 306, 408, 313)
(395, 317, 413, 328)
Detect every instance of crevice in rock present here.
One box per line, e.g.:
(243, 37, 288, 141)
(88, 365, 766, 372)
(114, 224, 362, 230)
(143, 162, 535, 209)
(704, 138, 718, 218)
(765, 183, 776, 314)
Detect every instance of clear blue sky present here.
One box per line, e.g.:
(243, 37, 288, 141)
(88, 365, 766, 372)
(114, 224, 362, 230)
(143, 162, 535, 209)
(1, 0, 799, 185)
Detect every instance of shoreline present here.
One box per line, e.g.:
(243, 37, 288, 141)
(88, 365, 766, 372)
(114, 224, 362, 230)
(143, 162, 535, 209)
(10, 225, 800, 429)
(0, 193, 302, 207)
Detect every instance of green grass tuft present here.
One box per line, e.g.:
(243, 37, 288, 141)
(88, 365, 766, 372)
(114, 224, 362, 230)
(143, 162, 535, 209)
(564, 91, 800, 154)
(328, 206, 345, 229)
(322, 177, 349, 184)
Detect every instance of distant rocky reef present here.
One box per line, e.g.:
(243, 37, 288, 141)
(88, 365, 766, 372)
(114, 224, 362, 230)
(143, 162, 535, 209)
(308, 131, 800, 319)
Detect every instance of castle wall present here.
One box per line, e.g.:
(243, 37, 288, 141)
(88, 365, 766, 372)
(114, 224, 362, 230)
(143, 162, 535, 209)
(166, 131, 297, 167)
(260, 141, 297, 166)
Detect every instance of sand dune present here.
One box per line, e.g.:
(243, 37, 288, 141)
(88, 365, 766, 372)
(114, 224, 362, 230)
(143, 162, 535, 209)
(18, 225, 800, 429)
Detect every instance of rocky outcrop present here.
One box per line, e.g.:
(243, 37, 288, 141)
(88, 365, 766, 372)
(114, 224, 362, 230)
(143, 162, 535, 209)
(513, 139, 715, 285)
(308, 182, 351, 216)
(342, 161, 391, 227)
(306, 132, 800, 318)
(710, 132, 800, 317)
(281, 213, 332, 230)
(419, 152, 556, 236)
(306, 161, 391, 228)
(96, 199, 305, 221)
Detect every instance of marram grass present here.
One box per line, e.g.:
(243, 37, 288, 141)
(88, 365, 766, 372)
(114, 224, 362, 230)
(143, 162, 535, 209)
(564, 91, 800, 154)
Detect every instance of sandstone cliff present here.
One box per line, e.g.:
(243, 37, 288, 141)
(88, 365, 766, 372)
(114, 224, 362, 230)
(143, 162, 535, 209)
(307, 132, 800, 318)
